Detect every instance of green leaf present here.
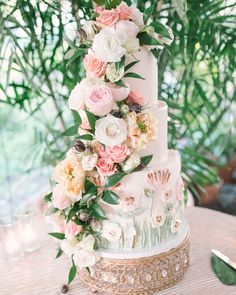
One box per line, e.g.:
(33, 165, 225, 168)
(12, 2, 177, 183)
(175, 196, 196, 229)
(125, 60, 140, 72)
(48, 232, 65, 240)
(93, 0, 104, 5)
(55, 248, 63, 259)
(62, 125, 78, 136)
(77, 134, 94, 141)
(91, 203, 107, 220)
(44, 192, 52, 203)
(115, 55, 125, 71)
(151, 48, 161, 60)
(143, 3, 156, 24)
(105, 173, 126, 188)
(67, 207, 78, 222)
(45, 207, 58, 216)
(138, 32, 162, 46)
(68, 259, 77, 285)
(84, 178, 97, 194)
(84, 110, 97, 132)
(124, 72, 145, 80)
(211, 255, 236, 285)
(102, 190, 120, 205)
(141, 155, 153, 166)
(115, 80, 129, 88)
(64, 48, 75, 60)
(71, 110, 82, 126)
(109, 0, 122, 8)
(150, 21, 171, 39)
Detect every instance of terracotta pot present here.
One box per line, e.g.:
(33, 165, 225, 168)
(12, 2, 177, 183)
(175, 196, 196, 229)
(197, 182, 222, 206)
(218, 154, 236, 183)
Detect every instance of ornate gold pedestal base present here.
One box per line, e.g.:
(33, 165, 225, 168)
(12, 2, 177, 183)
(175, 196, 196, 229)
(79, 233, 190, 295)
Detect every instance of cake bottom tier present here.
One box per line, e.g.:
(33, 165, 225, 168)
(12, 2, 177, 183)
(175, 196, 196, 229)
(78, 231, 190, 295)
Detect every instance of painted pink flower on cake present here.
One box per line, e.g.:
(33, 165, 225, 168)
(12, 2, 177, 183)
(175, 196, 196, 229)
(147, 169, 171, 191)
(92, 27, 126, 62)
(96, 157, 116, 176)
(102, 221, 122, 242)
(83, 53, 106, 78)
(106, 144, 130, 163)
(108, 82, 130, 101)
(52, 184, 72, 210)
(170, 218, 181, 233)
(126, 111, 157, 150)
(151, 210, 166, 228)
(52, 156, 86, 199)
(127, 90, 144, 105)
(95, 115, 128, 146)
(64, 221, 83, 240)
(117, 2, 132, 20)
(85, 84, 114, 116)
(95, 7, 119, 26)
(119, 193, 140, 213)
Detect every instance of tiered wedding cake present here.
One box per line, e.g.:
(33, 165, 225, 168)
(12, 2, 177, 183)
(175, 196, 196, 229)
(45, 2, 189, 294)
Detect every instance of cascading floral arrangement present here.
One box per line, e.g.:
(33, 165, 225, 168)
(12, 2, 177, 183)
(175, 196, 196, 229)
(45, 0, 173, 284)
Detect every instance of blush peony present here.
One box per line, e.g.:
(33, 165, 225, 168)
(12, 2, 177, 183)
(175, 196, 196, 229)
(52, 184, 72, 210)
(127, 90, 145, 105)
(96, 6, 119, 26)
(96, 157, 116, 176)
(64, 221, 83, 240)
(117, 2, 132, 20)
(85, 84, 114, 116)
(108, 82, 130, 101)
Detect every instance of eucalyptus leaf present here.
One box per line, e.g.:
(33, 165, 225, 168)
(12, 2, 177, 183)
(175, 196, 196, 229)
(48, 232, 65, 240)
(102, 190, 120, 205)
(211, 255, 236, 285)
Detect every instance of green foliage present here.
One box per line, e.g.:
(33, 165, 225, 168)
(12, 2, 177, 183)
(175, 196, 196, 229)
(48, 232, 65, 240)
(211, 255, 236, 285)
(102, 190, 120, 205)
(68, 258, 77, 285)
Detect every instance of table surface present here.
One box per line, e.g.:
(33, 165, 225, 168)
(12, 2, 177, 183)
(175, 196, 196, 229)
(1, 207, 236, 295)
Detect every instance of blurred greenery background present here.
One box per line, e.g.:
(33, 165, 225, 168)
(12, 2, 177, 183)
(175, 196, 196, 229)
(0, 0, 235, 209)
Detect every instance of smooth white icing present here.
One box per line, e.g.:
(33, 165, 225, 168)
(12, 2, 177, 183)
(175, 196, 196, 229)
(125, 48, 158, 105)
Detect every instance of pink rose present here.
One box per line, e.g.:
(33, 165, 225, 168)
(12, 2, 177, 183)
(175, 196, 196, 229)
(108, 82, 130, 101)
(52, 184, 72, 210)
(117, 3, 132, 20)
(106, 144, 130, 163)
(96, 7, 119, 26)
(96, 143, 110, 158)
(127, 90, 144, 105)
(84, 54, 106, 78)
(96, 157, 116, 176)
(85, 85, 114, 116)
(65, 221, 83, 240)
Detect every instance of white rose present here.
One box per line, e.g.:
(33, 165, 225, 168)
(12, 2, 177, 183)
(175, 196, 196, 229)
(74, 249, 98, 269)
(125, 37, 140, 54)
(130, 5, 144, 29)
(92, 27, 126, 62)
(60, 238, 79, 257)
(108, 82, 130, 101)
(77, 234, 95, 251)
(122, 153, 140, 173)
(68, 77, 105, 112)
(106, 63, 125, 83)
(81, 153, 98, 171)
(95, 115, 128, 146)
(115, 20, 139, 44)
(82, 21, 96, 41)
(102, 221, 122, 242)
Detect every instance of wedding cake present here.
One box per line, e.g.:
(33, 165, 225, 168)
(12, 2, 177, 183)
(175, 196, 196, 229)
(45, 2, 189, 294)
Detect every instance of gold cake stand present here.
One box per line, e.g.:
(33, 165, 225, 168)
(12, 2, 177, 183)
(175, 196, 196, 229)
(79, 232, 190, 295)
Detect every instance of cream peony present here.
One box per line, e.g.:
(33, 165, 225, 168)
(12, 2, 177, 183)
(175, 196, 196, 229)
(74, 249, 98, 269)
(52, 156, 86, 200)
(122, 153, 140, 173)
(95, 115, 128, 146)
(77, 234, 95, 251)
(125, 37, 140, 54)
(82, 21, 97, 41)
(126, 111, 157, 150)
(106, 63, 125, 83)
(60, 238, 79, 257)
(115, 20, 139, 45)
(68, 78, 105, 112)
(64, 221, 83, 240)
(130, 5, 144, 29)
(92, 27, 126, 63)
(102, 221, 122, 242)
(81, 153, 98, 171)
